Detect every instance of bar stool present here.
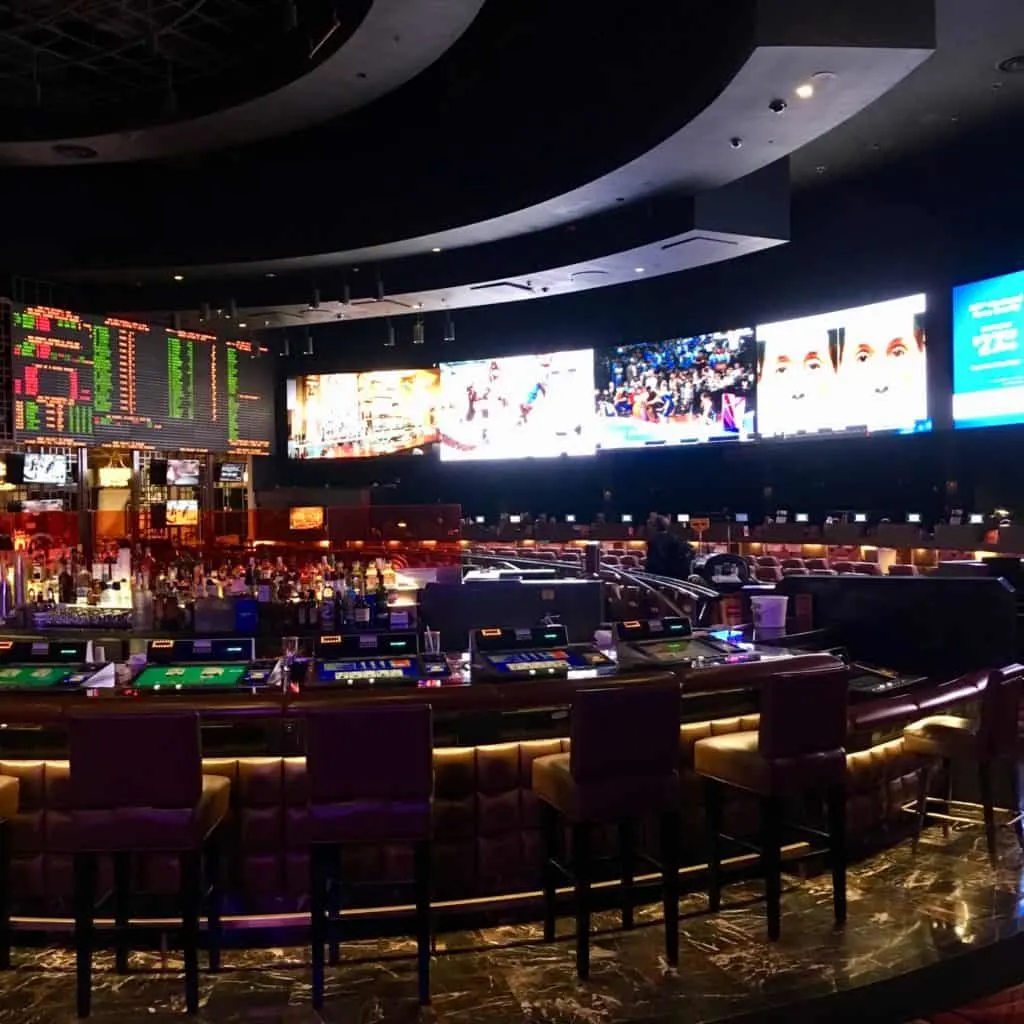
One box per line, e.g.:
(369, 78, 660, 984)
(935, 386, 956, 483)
(531, 681, 681, 980)
(904, 664, 1024, 865)
(0, 774, 19, 971)
(304, 704, 433, 1009)
(65, 711, 231, 1018)
(694, 667, 849, 940)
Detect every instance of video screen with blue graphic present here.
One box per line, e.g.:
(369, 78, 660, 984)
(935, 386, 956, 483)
(594, 329, 756, 449)
(953, 269, 1024, 430)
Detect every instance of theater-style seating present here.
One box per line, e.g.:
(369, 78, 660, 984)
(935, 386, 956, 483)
(889, 564, 919, 576)
(755, 566, 784, 583)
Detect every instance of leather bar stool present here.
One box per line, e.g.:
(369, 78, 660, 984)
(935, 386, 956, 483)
(694, 667, 849, 940)
(0, 775, 18, 971)
(304, 704, 433, 1009)
(64, 711, 231, 1018)
(531, 681, 682, 981)
(904, 664, 1024, 865)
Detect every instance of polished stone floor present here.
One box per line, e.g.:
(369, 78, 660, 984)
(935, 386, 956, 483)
(2, 827, 1024, 1023)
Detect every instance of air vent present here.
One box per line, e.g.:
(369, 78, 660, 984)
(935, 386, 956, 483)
(469, 281, 534, 293)
(660, 235, 738, 252)
(997, 54, 1024, 74)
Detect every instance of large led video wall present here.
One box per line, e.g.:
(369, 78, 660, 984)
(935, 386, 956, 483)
(594, 329, 756, 449)
(286, 369, 440, 458)
(756, 294, 930, 438)
(952, 269, 1024, 429)
(437, 350, 595, 461)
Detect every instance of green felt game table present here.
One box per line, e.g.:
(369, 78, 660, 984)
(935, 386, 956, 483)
(133, 664, 249, 690)
(0, 666, 77, 688)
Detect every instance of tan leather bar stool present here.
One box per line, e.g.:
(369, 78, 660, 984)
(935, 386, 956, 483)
(0, 775, 18, 971)
(64, 711, 231, 1018)
(305, 704, 433, 1009)
(904, 664, 1024, 865)
(531, 681, 682, 981)
(694, 667, 849, 940)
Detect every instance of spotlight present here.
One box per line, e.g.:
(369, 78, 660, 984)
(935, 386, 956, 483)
(795, 82, 814, 99)
(634, 267, 645, 274)
(431, 247, 442, 253)
(443, 310, 455, 343)
(384, 318, 396, 348)
(309, 287, 321, 310)
(172, 274, 184, 282)
(342, 279, 351, 305)
(303, 328, 314, 356)
(412, 316, 425, 345)
(171, 312, 182, 331)
(227, 299, 238, 319)
(199, 302, 211, 322)
(376, 275, 385, 301)
(281, 331, 291, 357)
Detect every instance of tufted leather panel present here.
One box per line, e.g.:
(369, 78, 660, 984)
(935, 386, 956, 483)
(0, 723, 948, 913)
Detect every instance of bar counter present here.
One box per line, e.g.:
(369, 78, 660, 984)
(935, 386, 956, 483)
(0, 643, 992, 927)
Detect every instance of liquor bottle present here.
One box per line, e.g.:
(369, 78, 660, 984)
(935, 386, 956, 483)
(375, 576, 390, 629)
(353, 588, 371, 628)
(320, 574, 335, 629)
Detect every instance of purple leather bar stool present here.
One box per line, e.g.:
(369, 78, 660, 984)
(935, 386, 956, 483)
(0, 775, 19, 971)
(694, 667, 849, 940)
(64, 711, 231, 1018)
(904, 664, 1024, 866)
(531, 682, 682, 981)
(304, 704, 433, 1009)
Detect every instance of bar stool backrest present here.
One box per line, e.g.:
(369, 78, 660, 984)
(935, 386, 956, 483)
(69, 711, 202, 811)
(569, 681, 680, 784)
(977, 663, 1024, 759)
(758, 667, 848, 761)
(305, 705, 433, 804)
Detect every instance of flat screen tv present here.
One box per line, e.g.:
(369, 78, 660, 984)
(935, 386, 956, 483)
(167, 458, 201, 486)
(23, 453, 68, 485)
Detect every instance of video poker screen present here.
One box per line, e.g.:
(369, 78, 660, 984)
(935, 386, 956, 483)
(953, 269, 1024, 429)
(756, 294, 930, 439)
(485, 650, 571, 673)
(438, 350, 595, 461)
(286, 368, 440, 459)
(595, 328, 756, 449)
(318, 658, 419, 680)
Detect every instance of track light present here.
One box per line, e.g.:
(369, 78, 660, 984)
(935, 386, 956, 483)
(227, 298, 238, 319)
(376, 274, 385, 302)
(303, 328, 314, 356)
(171, 311, 182, 332)
(413, 315, 425, 345)
(384, 318, 396, 348)
(199, 302, 211, 323)
(309, 287, 321, 310)
(443, 310, 455, 343)
(342, 279, 351, 305)
(281, 331, 291, 357)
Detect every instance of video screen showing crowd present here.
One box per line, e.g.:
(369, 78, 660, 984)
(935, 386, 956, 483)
(594, 329, 757, 449)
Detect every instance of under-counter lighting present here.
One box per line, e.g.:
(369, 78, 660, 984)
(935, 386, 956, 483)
(795, 82, 815, 99)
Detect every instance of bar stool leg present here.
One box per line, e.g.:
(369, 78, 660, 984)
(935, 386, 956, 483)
(911, 762, 933, 854)
(414, 839, 432, 1006)
(826, 785, 847, 927)
(310, 845, 328, 1011)
(113, 852, 131, 974)
(205, 826, 223, 973)
(1012, 762, 1024, 852)
(979, 760, 998, 867)
(660, 811, 680, 968)
(539, 802, 559, 943)
(180, 851, 202, 1015)
(941, 758, 953, 841)
(619, 820, 635, 931)
(704, 779, 724, 912)
(74, 852, 96, 1020)
(572, 823, 592, 980)
(327, 844, 342, 967)
(0, 818, 11, 971)
(760, 796, 784, 941)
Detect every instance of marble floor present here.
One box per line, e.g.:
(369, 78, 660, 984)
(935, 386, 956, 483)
(3, 827, 1024, 1023)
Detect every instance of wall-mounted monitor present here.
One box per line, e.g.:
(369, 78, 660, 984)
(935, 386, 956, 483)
(756, 294, 930, 438)
(285, 369, 440, 459)
(166, 499, 199, 527)
(167, 458, 201, 486)
(215, 462, 245, 483)
(594, 328, 756, 449)
(952, 269, 1024, 429)
(23, 453, 68, 485)
(289, 506, 324, 530)
(438, 350, 595, 461)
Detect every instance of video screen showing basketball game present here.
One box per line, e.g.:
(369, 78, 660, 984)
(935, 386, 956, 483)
(438, 350, 595, 461)
(756, 294, 930, 438)
(286, 369, 440, 459)
(594, 329, 756, 449)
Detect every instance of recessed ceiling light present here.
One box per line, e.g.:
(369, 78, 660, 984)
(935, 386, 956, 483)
(795, 83, 814, 99)
(265, 272, 276, 278)
(238, 322, 248, 328)
(634, 267, 645, 273)
(173, 274, 184, 282)
(431, 247, 442, 253)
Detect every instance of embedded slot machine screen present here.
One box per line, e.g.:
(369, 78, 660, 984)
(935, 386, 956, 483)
(438, 350, 595, 461)
(595, 328, 756, 448)
(756, 294, 930, 438)
(286, 368, 440, 459)
(952, 269, 1024, 429)
(485, 650, 571, 674)
(11, 305, 274, 453)
(319, 658, 419, 681)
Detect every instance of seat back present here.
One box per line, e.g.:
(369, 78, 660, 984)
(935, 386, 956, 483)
(570, 681, 679, 784)
(758, 668, 848, 761)
(305, 704, 433, 804)
(69, 711, 202, 811)
(978, 664, 1024, 759)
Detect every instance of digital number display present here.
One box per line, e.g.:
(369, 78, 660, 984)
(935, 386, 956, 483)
(12, 305, 274, 454)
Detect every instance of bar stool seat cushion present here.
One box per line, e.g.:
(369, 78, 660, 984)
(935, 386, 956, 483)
(903, 715, 976, 758)
(65, 774, 230, 853)
(694, 731, 846, 795)
(0, 776, 18, 821)
(309, 798, 432, 844)
(532, 752, 680, 824)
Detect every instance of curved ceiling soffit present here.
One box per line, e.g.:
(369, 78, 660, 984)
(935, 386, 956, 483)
(0, 0, 487, 166)
(92, 39, 934, 285)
